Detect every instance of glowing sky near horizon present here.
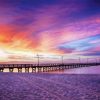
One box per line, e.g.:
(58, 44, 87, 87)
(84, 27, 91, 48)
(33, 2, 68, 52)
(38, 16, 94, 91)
(0, 0, 100, 63)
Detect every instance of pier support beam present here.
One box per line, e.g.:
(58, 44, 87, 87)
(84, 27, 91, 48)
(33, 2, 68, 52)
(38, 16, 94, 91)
(58, 66, 61, 70)
(0, 68, 4, 72)
(43, 67, 47, 72)
(52, 67, 54, 71)
(25, 68, 29, 73)
(32, 67, 36, 73)
(9, 68, 14, 72)
(18, 68, 22, 73)
(48, 67, 52, 72)
(38, 67, 42, 72)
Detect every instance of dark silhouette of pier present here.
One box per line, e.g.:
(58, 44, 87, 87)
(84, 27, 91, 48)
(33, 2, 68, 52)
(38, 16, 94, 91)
(0, 63, 100, 73)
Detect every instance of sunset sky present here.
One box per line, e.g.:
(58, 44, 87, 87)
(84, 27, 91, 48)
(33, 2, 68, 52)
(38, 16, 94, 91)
(0, 0, 100, 63)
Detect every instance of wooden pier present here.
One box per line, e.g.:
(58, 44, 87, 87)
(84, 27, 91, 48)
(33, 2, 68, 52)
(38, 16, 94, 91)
(0, 63, 100, 73)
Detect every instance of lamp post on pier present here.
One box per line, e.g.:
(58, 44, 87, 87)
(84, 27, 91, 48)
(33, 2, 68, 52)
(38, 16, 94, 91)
(79, 57, 81, 63)
(37, 54, 40, 66)
(61, 56, 64, 64)
(87, 58, 89, 63)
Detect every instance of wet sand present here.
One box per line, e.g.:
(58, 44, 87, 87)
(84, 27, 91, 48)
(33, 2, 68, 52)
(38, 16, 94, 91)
(0, 73, 100, 100)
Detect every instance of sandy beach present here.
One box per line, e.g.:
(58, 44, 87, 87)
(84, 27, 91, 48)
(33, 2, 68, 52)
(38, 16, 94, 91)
(0, 73, 100, 100)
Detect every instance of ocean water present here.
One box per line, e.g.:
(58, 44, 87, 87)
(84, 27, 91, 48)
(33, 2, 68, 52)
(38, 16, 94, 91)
(64, 65, 100, 74)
